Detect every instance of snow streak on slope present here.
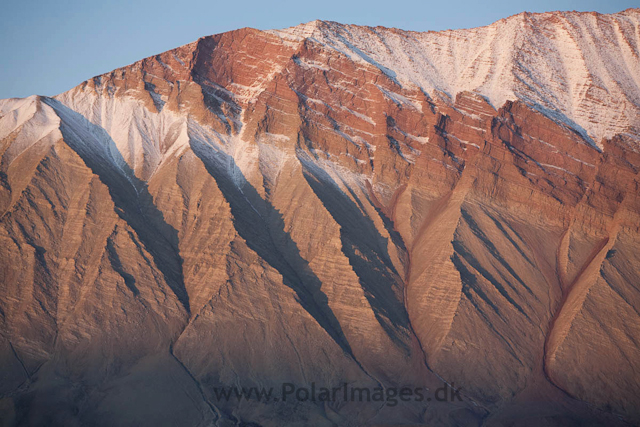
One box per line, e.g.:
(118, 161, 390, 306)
(0, 96, 62, 166)
(270, 9, 640, 145)
(54, 91, 190, 180)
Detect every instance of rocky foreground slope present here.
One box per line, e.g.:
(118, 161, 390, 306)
(1, 9, 640, 427)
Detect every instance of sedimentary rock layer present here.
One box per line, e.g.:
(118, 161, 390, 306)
(1, 9, 639, 426)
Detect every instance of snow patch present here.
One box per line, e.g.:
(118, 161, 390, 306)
(272, 12, 640, 143)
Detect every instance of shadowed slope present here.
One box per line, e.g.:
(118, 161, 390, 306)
(188, 132, 354, 359)
(42, 98, 189, 313)
(298, 154, 411, 351)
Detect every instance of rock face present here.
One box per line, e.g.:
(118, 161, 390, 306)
(1, 9, 640, 427)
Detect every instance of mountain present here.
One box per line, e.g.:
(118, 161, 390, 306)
(1, 9, 640, 427)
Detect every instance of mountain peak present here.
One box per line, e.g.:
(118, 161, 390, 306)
(265, 10, 640, 144)
(267, 19, 334, 40)
(2, 8, 640, 427)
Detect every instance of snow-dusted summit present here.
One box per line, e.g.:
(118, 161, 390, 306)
(271, 9, 640, 144)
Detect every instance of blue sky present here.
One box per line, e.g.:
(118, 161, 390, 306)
(1, 0, 636, 99)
